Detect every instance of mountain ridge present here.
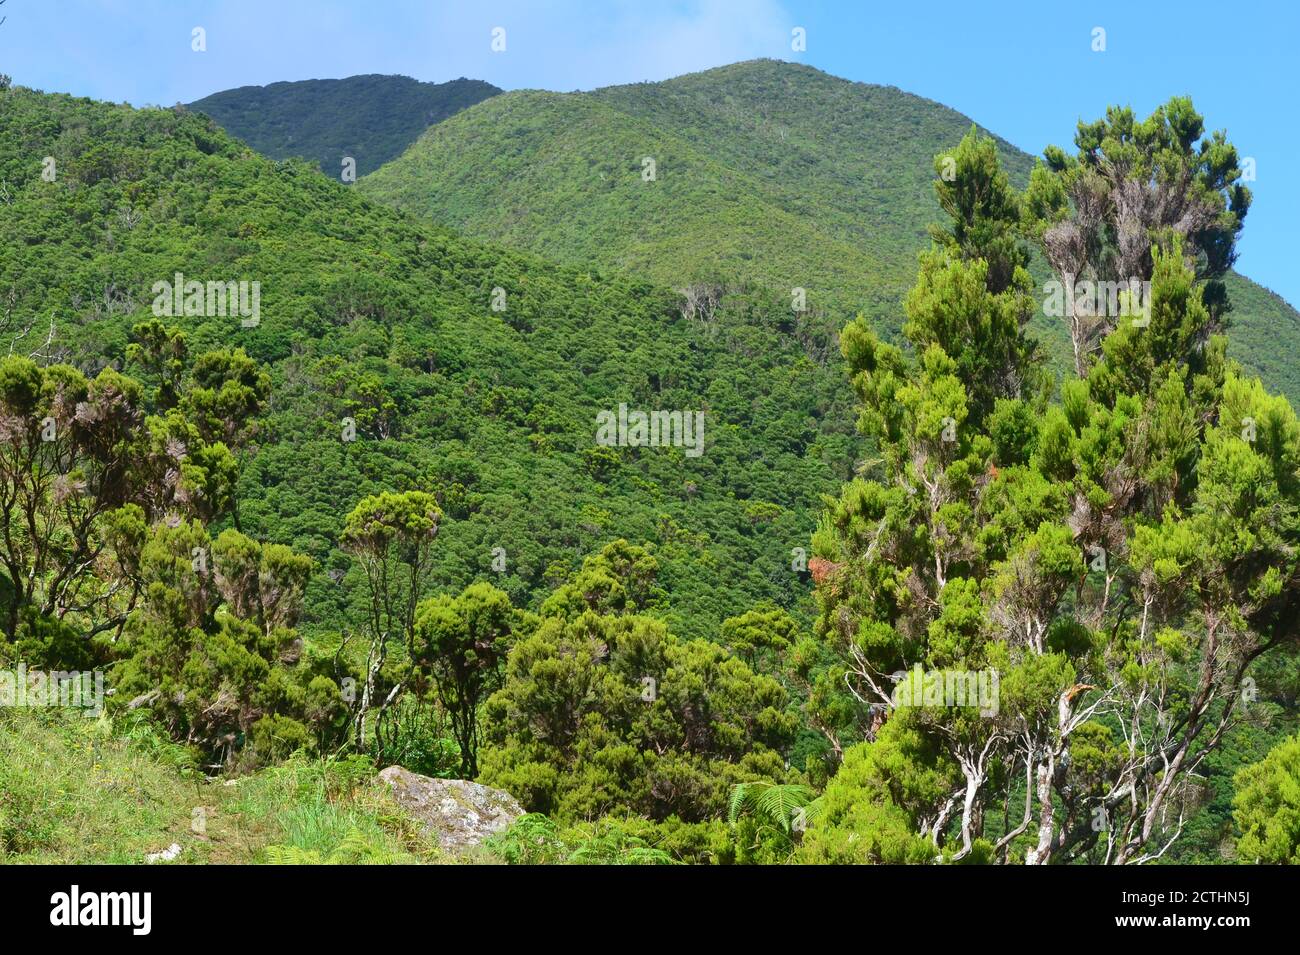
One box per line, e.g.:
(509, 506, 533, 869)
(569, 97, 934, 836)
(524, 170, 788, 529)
(187, 73, 501, 176)
(358, 58, 1300, 400)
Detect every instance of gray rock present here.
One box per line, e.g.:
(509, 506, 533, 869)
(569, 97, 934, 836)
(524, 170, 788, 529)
(376, 766, 523, 853)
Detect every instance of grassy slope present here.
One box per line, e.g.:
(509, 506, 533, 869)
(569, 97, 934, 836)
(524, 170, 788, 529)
(0, 708, 439, 863)
(361, 59, 1300, 402)
(187, 74, 501, 177)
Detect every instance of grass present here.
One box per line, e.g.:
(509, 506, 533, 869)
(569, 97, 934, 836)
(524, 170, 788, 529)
(0, 707, 443, 864)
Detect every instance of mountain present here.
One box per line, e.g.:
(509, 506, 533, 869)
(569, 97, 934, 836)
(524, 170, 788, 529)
(361, 63, 967, 329)
(360, 59, 1300, 401)
(0, 85, 861, 641)
(4, 66, 1295, 867)
(187, 74, 501, 177)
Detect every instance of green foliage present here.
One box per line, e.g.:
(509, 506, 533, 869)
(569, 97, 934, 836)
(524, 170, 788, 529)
(113, 520, 345, 769)
(360, 59, 1300, 402)
(904, 127, 1046, 425)
(412, 581, 517, 775)
(538, 539, 664, 619)
(0, 306, 341, 769)
(479, 551, 798, 822)
(0, 82, 848, 644)
(718, 603, 798, 671)
(342, 490, 442, 651)
(1025, 96, 1259, 387)
(485, 813, 685, 865)
(3, 63, 1299, 867)
(361, 61, 1028, 345)
(727, 780, 822, 861)
(728, 781, 819, 832)
(798, 721, 947, 864)
(188, 74, 500, 176)
(1233, 733, 1300, 864)
(806, 110, 1300, 865)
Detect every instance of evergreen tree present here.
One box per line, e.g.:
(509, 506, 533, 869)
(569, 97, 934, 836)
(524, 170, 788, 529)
(805, 122, 1299, 863)
(1024, 97, 1252, 374)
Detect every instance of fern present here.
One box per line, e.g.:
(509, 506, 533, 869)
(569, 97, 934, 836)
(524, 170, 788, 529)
(264, 826, 408, 864)
(264, 844, 325, 864)
(729, 782, 818, 834)
(487, 813, 678, 865)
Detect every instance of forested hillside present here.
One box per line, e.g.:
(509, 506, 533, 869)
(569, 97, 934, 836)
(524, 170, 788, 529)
(362, 62, 976, 328)
(188, 75, 501, 177)
(0, 86, 857, 646)
(361, 60, 1300, 402)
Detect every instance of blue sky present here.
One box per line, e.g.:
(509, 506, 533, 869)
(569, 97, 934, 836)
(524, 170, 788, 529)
(2, 0, 1295, 305)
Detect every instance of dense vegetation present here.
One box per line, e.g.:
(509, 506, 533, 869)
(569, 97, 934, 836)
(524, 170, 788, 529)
(361, 59, 1300, 403)
(0, 84, 854, 650)
(188, 74, 500, 177)
(1, 64, 1298, 865)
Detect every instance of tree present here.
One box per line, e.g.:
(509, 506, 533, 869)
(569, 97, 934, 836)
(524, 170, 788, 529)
(126, 319, 187, 411)
(341, 490, 441, 654)
(0, 359, 143, 642)
(806, 114, 1300, 863)
(113, 521, 342, 768)
(0, 336, 339, 767)
(211, 527, 313, 637)
(1024, 97, 1251, 374)
(481, 547, 796, 821)
(539, 539, 663, 619)
(798, 718, 955, 864)
(0, 347, 254, 650)
(719, 603, 796, 672)
(340, 490, 442, 752)
(905, 129, 1046, 427)
(182, 347, 271, 452)
(413, 581, 517, 776)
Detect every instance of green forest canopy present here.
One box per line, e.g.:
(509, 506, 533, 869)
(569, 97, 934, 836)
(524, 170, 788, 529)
(360, 59, 1300, 404)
